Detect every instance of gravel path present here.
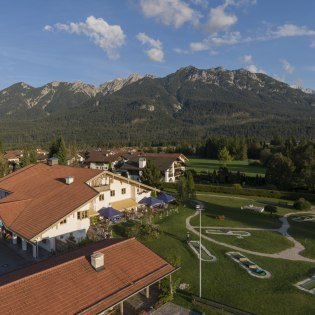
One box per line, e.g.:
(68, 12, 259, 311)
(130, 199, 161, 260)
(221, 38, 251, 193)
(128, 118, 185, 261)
(186, 202, 315, 263)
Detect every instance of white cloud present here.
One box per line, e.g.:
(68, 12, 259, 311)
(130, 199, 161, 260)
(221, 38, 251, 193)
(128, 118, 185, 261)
(173, 47, 190, 54)
(43, 25, 53, 32)
(140, 0, 201, 28)
(45, 16, 126, 60)
(137, 32, 164, 62)
(281, 59, 294, 74)
(241, 54, 252, 64)
(272, 24, 315, 38)
(310, 40, 315, 48)
(246, 64, 266, 74)
(205, 2, 237, 33)
(190, 31, 242, 51)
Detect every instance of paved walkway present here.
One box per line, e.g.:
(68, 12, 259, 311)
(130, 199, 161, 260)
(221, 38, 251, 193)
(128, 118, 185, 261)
(152, 302, 200, 315)
(187, 202, 315, 263)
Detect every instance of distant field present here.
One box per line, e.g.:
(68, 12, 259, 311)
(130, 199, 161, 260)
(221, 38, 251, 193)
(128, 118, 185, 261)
(187, 157, 266, 177)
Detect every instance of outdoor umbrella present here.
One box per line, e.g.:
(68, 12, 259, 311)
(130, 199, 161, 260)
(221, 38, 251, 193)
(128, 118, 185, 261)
(139, 196, 164, 207)
(98, 207, 124, 220)
(157, 193, 176, 203)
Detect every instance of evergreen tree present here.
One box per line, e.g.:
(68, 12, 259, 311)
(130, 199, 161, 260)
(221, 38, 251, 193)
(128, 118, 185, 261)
(186, 170, 196, 198)
(20, 150, 31, 168)
(177, 176, 188, 202)
(48, 136, 58, 158)
(218, 147, 232, 164)
(140, 160, 162, 188)
(56, 136, 67, 165)
(29, 149, 37, 164)
(0, 153, 8, 177)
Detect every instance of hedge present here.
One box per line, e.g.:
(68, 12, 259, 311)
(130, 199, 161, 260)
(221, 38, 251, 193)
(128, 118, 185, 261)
(163, 183, 315, 202)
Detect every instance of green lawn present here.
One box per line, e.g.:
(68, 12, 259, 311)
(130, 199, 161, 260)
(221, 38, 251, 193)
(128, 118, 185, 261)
(187, 157, 266, 177)
(192, 194, 292, 229)
(143, 207, 315, 315)
(288, 217, 315, 259)
(201, 230, 293, 254)
(112, 193, 315, 314)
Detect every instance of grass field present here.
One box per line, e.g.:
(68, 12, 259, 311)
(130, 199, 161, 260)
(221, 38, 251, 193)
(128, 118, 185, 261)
(202, 230, 293, 254)
(113, 192, 315, 314)
(143, 206, 315, 315)
(288, 217, 315, 259)
(191, 193, 293, 229)
(187, 157, 266, 177)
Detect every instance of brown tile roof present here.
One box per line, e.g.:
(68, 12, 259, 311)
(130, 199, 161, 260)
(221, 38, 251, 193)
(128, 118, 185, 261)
(85, 150, 122, 164)
(121, 156, 175, 172)
(0, 164, 102, 241)
(0, 238, 175, 315)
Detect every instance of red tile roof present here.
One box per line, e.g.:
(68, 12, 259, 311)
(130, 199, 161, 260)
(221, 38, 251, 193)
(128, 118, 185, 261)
(0, 238, 175, 315)
(0, 163, 102, 241)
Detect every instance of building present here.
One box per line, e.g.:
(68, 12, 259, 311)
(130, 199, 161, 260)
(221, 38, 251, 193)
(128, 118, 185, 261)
(4, 150, 23, 164)
(121, 153, 188, 182)
(0, 161, 157, 258)
(85, 149, 123, 170)
(0, 238, 177, 315)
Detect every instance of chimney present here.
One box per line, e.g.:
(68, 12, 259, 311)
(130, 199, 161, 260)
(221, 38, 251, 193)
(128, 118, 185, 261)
(47, 157, 58, 166)
(91, 252, 104, 272)
(139, 157, 146, 169)
(65, 176, 74, 185)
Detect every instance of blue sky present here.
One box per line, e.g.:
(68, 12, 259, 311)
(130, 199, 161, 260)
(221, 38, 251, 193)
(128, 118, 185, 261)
(0, 0, 314, 89)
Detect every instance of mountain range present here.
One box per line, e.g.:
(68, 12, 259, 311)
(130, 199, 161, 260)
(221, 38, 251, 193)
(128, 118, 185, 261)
(0, 66, 314, 147)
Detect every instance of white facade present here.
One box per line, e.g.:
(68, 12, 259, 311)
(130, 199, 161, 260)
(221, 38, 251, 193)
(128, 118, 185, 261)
(32, 172, 153, 252)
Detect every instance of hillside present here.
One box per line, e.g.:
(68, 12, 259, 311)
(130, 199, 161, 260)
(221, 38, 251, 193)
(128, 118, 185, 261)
(0, 66, 314, 147)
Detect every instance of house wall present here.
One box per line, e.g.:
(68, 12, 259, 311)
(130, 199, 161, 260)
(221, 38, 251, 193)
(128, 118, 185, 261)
(36, 202, 92, 251)
(35, 173, 154, 251)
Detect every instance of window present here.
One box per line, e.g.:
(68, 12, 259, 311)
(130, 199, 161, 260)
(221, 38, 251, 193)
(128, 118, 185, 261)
(110, 190, 115, 197)
(121, 188, 126, 195)
(99, 194, 104, 201)
(60, 218, 67, 225)
(77, 211, 88, 220)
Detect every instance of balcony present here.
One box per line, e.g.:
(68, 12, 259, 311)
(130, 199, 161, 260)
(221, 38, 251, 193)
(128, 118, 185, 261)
(93, 185, 110, 192)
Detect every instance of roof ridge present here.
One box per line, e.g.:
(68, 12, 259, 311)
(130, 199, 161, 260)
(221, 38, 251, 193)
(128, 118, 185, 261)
(0, 238, 133, 289)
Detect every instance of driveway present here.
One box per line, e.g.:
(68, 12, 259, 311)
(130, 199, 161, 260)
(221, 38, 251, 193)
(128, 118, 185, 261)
(0, 241, 30, 275)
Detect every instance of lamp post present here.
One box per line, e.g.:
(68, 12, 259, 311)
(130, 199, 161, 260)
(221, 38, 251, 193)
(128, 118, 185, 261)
(196, 204, 204, 298)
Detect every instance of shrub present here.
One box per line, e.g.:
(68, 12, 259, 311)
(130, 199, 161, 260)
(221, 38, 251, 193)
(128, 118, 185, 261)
(233, 184, 242, 190)
(293, 198, 311, 210)
(163, 182, 315, 202)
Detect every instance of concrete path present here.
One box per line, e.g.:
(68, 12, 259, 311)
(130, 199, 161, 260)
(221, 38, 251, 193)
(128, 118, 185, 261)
(186, 204, 315, 263)
(152, 302, 200, 315)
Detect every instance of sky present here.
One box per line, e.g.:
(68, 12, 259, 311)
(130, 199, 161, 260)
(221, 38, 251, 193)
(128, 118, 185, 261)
(0, 0, 315, 90)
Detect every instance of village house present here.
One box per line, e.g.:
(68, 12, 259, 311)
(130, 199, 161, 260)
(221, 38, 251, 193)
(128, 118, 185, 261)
(85, 149, 124, 170)
(0, 158, 157, 258)
(4, 149, 23, 164)
(120, 153, 188, 183)
(0, 238, 177, 315)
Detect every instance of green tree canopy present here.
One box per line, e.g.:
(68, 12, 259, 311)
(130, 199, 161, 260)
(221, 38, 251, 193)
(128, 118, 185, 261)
(265, 153, 295, 190)
(140, 159, 162, 188)
(218, 146, 232, 163)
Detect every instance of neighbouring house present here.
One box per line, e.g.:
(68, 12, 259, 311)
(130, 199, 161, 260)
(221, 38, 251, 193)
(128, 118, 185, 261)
(0, 159, 157, 258)
(66, 152, 85, 166)
(85, 149, 123, 170)
(4, 150, 23, 164)
(0, 238, 177, 315)
(120, 153, 188, 182)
